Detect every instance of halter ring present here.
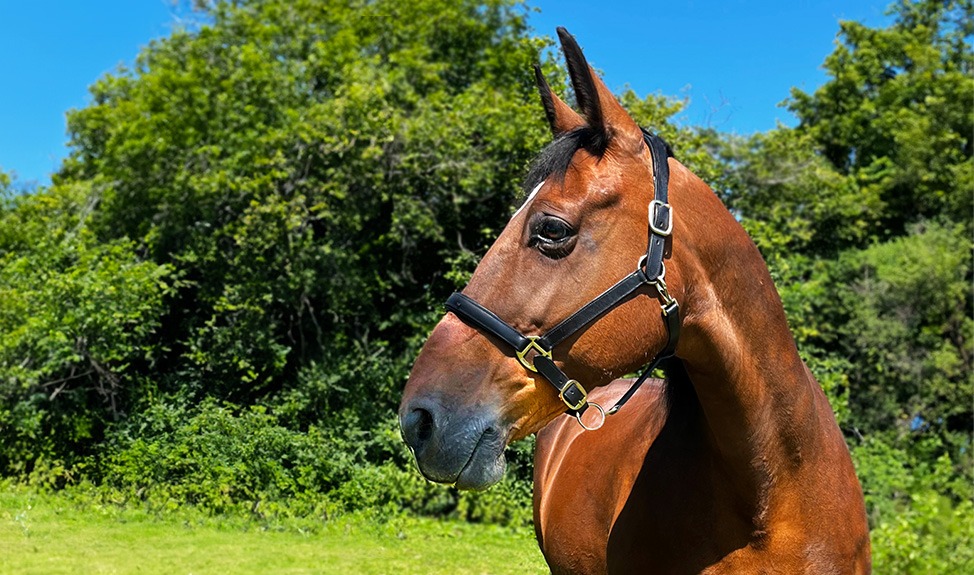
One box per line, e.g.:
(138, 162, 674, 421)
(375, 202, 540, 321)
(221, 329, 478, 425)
(574, 401, 606, 431)
(637, 255, 666, 283)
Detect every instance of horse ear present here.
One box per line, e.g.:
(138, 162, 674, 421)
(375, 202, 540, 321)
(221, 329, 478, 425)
(556, 28, 643, 150)
(533, 64, 585, 135)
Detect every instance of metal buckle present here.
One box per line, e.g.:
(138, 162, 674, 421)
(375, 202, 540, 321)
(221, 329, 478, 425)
(559, 379, 588, 411)
(649, 199, 673, 236)
(516, 336, 552, 372)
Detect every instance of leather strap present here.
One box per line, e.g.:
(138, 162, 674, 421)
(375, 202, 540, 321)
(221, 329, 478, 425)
(534, 356, 588, 412)
(606, 299, 681, 415)
(641, 130, 672, 281)
(446, 292, 529, 353)
(538, 270, 647, 350)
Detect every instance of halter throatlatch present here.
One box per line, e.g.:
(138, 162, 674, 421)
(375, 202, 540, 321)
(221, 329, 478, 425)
(444, 129, 681, 431)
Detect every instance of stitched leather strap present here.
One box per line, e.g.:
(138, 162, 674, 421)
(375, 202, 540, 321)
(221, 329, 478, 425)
(606, 299, 681, 414)
(642, 130, 672, 281)
(534, 356, 588, 413)
(446, 292, 530, 352)
(539, 270, 648, 350)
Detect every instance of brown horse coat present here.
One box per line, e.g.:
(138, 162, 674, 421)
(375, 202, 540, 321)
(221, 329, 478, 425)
(400, 28, 870, 574)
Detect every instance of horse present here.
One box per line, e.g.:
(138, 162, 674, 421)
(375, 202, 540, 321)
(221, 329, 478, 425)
(399, 28, 871, 574)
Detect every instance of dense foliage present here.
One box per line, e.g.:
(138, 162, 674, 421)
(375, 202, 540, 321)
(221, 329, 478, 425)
(1, 0, 970, 570)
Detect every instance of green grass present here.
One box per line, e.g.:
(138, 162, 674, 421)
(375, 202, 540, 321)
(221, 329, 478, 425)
(0, 487, 548, 574)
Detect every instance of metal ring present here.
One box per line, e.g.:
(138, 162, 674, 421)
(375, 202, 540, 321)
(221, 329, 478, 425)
(574, 402, 606, 431)
(637, 255, 665, 283)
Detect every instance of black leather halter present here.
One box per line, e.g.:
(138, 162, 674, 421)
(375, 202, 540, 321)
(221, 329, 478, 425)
(445, 130, 681, 429)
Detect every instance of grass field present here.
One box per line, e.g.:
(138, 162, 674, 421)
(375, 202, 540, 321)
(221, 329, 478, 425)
(0, 487, 548, 574)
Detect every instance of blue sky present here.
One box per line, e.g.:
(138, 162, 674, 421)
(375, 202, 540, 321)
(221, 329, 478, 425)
(1, 1, 891, 187)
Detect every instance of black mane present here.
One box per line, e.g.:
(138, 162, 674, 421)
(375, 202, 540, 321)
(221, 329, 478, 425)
(521, 127, 674, 198)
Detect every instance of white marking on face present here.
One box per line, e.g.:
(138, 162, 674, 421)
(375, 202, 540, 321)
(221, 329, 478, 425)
(511, 180, 545, 220)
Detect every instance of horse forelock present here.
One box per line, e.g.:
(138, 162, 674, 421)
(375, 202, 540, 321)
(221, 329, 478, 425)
(521, 126, 674, 202)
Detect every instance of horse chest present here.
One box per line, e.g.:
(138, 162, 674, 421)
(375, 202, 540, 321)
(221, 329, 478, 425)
(534, 381, 764, 575)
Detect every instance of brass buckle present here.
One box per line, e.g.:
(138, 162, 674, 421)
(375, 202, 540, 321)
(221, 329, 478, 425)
(559, 379, 588, 411)
(516, 336, 552, 372)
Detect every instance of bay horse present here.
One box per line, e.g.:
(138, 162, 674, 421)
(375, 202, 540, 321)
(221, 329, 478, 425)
(399, 28, 870, 574)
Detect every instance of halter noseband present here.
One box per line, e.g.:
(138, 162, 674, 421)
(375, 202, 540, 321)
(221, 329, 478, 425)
(445, 130, 681, 431)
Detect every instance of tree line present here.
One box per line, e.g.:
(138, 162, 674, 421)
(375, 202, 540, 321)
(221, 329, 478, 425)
(1, 0, 970, 570)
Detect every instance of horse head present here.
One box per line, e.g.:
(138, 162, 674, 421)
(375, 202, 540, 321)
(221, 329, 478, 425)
(399, 29, 689, 489)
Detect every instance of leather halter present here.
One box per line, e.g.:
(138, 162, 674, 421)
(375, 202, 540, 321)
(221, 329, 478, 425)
(445, 129, 681, 430)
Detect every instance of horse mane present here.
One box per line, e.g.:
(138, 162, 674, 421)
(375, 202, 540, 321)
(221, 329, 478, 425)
(521, 127, 675, 199)
(522, 127, 601, 195)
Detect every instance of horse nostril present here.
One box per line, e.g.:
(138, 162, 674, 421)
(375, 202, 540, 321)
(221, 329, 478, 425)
(401, 407, 435, 450)
(415, 409, 434, 442)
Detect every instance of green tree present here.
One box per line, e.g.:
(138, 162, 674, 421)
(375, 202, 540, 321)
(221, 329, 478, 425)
(723, 4, 973, 566)
(838, 223, 972, 453)
(21, 0, 727, 517)
(787, 0, 973, 237)
(727, 0, 972, 448)
(59, 0, 551, 406)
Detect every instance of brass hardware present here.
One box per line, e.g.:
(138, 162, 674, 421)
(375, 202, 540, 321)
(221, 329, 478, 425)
(516, 336, 552, 372)
(559, 379, 588, 411)
(654, 276, 677, 310)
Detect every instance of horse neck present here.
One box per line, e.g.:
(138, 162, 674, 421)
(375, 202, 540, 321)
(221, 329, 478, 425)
(669, 164, 827, 501)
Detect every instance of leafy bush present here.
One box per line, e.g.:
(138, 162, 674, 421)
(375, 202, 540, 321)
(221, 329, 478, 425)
(104, 398, 335, 516)
(0, 184, 171, 476)
(839, 223, 973, 444)
(872, 492, 974, 574)
(101, 395, 535, 526)
(854, 438, 974, 573)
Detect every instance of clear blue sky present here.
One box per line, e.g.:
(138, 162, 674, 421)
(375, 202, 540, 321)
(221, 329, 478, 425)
(0, 1, 891, 187)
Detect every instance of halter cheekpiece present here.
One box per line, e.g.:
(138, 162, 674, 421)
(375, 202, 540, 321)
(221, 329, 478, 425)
(445, 129, 681, 431)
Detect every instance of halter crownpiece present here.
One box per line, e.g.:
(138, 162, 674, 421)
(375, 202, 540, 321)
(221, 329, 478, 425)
(445, 129, 681, 430)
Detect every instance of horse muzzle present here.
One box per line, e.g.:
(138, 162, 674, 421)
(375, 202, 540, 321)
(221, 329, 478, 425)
(399, 396, 508, 490)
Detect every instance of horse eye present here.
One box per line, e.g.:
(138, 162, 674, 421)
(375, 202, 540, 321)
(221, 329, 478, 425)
(530, 216, 576, 259)
(538, 218, 572, 242)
